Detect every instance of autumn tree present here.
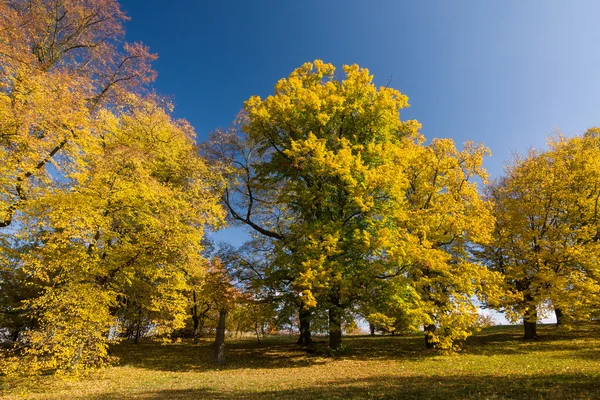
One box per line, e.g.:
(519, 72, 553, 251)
(0, 96, 223, 374)
(207, 60, 421, 350)
(482, 130, 600, 339)
(0, 0, 157, 229)
(0, 0, 225, 373)
(185, 256, 242, 344)
(392, 137, 502, 349)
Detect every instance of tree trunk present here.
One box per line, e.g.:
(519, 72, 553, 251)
(369, 322, 375, 336)
(296, 307, 313, 345)
(555, 307, 563, 326)
(329, 302, 343, 350)
(11, 328, 20, 342)
(424, 324, 436, 349)
(523, 308, 537, 339)
(192, 291, 200, 344)
(254, 321, 262, 344)
(214, 309, 227, 364)
(134, 308, 142, 344)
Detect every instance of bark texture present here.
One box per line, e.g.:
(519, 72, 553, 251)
(214, 309, 227, 364)
(296, 307, 313, 345)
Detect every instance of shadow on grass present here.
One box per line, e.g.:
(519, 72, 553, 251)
(109, 338, 331, 372)
(109, 322, 600, 373)
(110, 332, 446, 373)
(88, 372, 600, 399)
(461, 322, 600, 357)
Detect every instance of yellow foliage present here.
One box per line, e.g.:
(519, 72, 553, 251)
(1, 95, 224, 374)
(484, 129, 600, 325)
(387, 137, 500, 349)
(225, 59, 499, 350)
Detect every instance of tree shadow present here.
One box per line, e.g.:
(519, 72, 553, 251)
(109, 322, 600, 373)
(461, 322, 600, 357)
(109, 337, 330, 372)
(111, 332, 452, 373)
(87, 372, 600, 399)
(326, 334, 439, 361)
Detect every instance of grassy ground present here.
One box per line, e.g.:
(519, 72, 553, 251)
(1, 323, 599, 399)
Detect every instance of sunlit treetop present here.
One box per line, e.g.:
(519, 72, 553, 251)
(0, 0, 157, 228)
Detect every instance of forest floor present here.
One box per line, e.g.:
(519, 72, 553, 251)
(1, 322, 599, 399)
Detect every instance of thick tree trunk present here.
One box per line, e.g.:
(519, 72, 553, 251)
(329, 303, 343, 350)
(424, 324, 436, 349)
(369, 322, 375, 336)
(523, 308, 537, 339)
(296, 307, 313, 345)
(214, 309, 227, 364)
(524, 320, 537, 339)
(555, 307, 563, 326)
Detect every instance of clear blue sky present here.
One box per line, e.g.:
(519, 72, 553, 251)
(119, 1, 599, 324)
(120, 0, 600, 179)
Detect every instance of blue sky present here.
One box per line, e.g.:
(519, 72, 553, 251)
(120, 0, 600, 179)
(119, 1, 599, 324)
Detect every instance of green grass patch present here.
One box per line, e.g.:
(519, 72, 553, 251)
(2, 322, 599, 399)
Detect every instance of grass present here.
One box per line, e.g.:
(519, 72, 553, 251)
(1, 322, 599, 399)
